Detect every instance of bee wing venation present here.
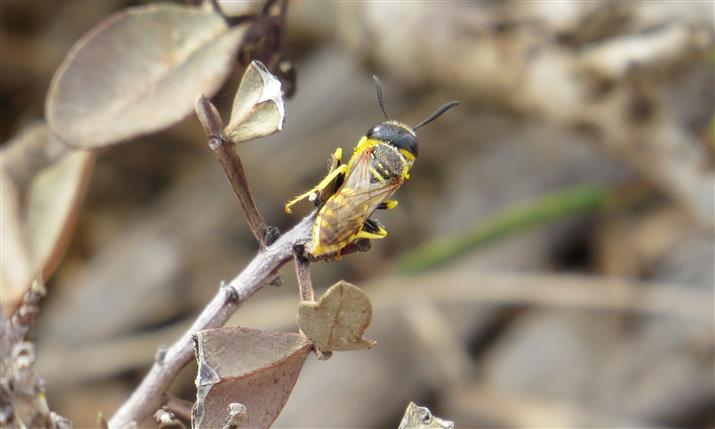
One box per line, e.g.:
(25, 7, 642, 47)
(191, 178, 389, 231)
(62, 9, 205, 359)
(318, 149, 401, 248)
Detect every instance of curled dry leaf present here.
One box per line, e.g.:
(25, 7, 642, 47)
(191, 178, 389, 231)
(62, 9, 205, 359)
(398, 402, 455, 429)
(46, 4, 246, 148)
(193, 327, 311, 429)
(0, 125, 93, 315)
(297, 281, 377, 352)
(224, 60, 285, 143)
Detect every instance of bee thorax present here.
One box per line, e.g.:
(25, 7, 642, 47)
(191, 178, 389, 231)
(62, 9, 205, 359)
(371, 143, 406, 182)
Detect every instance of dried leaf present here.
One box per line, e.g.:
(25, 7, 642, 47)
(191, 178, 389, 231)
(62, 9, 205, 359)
(1, 121, 68, 190)
(26, 149, 94, 281)
(224, 61, 285, 143)
(0, 172, 33, 316)
(193, 327, 311, 429)
(398, 402, 454, 429)
(46, 4, 246, 148)
(0, 125, 93, 315)
(297, 281, 377, 352)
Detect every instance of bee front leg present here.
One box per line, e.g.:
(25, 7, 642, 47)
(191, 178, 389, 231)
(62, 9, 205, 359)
(285, 156, 347, 214)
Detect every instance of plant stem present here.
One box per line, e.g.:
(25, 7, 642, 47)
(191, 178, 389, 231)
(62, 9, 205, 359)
(108, 213, 315, 428)
(195, 95, 278, 248)
(209, 137, 274, 247)
(108, 208, 372, 427)
(293, 249, 314, 301)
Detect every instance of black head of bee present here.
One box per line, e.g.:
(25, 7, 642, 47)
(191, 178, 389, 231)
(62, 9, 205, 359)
(369, 75, 459, 161)
(367, 122, 419, 159)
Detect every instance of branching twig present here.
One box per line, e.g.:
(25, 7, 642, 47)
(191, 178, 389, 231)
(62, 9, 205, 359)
(195, 96, 279, 248)
(107, 211, 372, 427)
(108, 212, 314, 428)
(1, 279, 71, 429)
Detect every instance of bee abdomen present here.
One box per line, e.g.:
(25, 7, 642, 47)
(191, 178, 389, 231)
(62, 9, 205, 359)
(312, 192, 364, 254)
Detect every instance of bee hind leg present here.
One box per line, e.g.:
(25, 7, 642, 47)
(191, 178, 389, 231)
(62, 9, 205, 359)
(356, 218, 388, 239)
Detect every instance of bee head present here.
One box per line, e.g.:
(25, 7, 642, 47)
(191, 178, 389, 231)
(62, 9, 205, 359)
(367, 122, 418, 161)
(370, 75, 459, 162)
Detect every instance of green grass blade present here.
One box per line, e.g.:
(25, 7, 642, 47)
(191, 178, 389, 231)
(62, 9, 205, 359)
(396, 184, 613, 275)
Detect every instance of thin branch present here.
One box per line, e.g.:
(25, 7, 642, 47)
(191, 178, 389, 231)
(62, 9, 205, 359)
(108, 213, 313, 428)
(195, 96, 279, 248)
(164, 396, 193, 423)
(293, 246, 314, 302)
(107, 210, 373, 427)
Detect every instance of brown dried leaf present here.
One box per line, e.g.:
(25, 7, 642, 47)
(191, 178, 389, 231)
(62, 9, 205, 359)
(46, 4, 246, 148)
(224, 60, 285, 143)
(0, 125, 93, 315)
(297, 280, 377, 352)
(193, 327, 311, 429)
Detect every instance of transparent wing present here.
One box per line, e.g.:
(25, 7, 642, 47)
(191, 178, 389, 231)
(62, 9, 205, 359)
(316, 150, 401, 248)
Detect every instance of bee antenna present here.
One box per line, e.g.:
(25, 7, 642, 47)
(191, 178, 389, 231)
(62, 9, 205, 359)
(413, 101, 459, 130)
(372, 75, 389, 119)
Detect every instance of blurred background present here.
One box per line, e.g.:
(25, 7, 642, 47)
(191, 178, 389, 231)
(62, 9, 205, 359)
(1, 1, 714, 428)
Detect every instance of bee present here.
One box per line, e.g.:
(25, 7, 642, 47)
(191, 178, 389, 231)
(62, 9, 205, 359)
(285, 76, 458, 258)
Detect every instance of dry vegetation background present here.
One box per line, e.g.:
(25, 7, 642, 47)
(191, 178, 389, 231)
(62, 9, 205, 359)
(1, 1, 714, 428)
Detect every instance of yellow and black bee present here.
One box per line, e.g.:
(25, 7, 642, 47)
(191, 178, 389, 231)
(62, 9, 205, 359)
(285, 76, 458, 258)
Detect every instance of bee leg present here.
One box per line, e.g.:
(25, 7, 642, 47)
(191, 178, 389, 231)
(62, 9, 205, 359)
(377, 200, 399, 210)
(356, 218, 388, 240)
(284, 163, 347, 214)
(325, 147, 345, 196)
(328, 147, 343, 171)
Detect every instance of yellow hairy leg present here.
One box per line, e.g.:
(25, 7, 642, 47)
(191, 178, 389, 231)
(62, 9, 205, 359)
(356, 227, 387, 240)
(284, 148, 346, 214)
(378, 200, 398, 210)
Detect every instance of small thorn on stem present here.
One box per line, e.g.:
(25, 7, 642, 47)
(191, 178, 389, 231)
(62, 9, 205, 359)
(264, 225, 281, 246)
(154, 406, 187, 429)
(208, 137, 222, 151)
(220, 281, 239, 303)
(155, 346, 167, 365)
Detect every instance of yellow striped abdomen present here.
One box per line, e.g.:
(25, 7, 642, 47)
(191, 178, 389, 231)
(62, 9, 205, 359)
(310, 188, 369, 257)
